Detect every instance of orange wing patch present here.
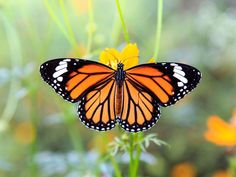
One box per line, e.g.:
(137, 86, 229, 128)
(129, 75, 170, 103)
(77, 79, 117, 131)
(69, 74, 111, 99)
(154, 78, 174, 95)
(66, 74, 87, 91)
(119, 80, 160, 132)
(78, 64, 113, 73)
(126, 66, 174, 104)
(127, 66, 163, 76)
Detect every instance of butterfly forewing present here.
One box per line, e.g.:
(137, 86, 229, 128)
(40, 58, 114, 103)
(126, 62, 201, 107)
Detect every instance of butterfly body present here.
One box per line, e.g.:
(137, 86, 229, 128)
(40, 58, 201, 132)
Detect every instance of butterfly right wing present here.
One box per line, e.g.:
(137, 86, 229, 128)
(126, 62, 201, 107)
(40, 58, 114, 103)
(118, 79, 161, 132)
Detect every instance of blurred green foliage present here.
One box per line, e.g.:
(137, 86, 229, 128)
(0, 0, 236, 177)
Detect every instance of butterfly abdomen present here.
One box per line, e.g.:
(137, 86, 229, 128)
(114, 63, 125, 117)
(115, 85, 123, 117)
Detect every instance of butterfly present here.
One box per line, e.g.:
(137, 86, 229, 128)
(40, 58, 201, 132)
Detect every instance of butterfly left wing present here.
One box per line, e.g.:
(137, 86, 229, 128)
(126, 62, 201, 107)
(40, 58, 114, 103)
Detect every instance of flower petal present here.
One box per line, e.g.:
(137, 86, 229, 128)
(99, 48, 121, 69)
(120, 43, 139, 70)
(204, 116, 236, 146)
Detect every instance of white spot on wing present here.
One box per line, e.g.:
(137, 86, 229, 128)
(178, 82, 184, 87)
(173, 68, 185, 76)
(59, 61, 67, 65)
(173, 73, 188, 83)
(53, 68, 67, 78)
(57, 76, 63, 82)
(170, 63, 178, 66)
(55, 63, 67, 71)
(174, 66, 182, 70)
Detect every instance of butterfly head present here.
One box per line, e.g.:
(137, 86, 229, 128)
(117, 63, 124, 70)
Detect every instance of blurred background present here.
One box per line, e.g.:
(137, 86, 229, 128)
(0, 0, 236, 177)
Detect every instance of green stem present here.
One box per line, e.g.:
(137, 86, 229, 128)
(133, 133, 143, 176)
(86, 0, 94, 55)
(59, 0, 78, 51)
(28, 87, 40, 177)
(229, 156, 236, 177)
(153, 0, 163, 59)
(110, 155, 122, 177)
(110, 12, 122, 46)
(129, 133, 135, 177)
(0, 13, 22, 131)
(61, 103, 84, 152)
(44, 0, 77, 49)
(115, 0, 130, 43)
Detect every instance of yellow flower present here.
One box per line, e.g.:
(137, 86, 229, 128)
(171, 162, 197, 177)
(99, 43, 139, 70)
(204, 113, 236, 147)
(212, 170, 232, 177)
(14, 122, 36, 145)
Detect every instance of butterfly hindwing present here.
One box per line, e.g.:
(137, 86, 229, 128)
(40, 58, 114, 103)
(126, 62, 201, 107)
(118, 79, 160, 132)
(77, 78, 117, 131)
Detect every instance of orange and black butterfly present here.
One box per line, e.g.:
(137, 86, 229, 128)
(40, 58, 201, 132)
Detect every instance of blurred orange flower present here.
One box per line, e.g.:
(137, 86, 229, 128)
(212, 170, 232, 177)
(171, 162, 197, 177)
(70, 0, 88, 15)
(99, 43, 139, 70)
(204, 112, 236, 147)
(14, 122, 36, 145)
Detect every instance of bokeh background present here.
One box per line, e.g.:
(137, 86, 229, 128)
(0, 0, 236, 177)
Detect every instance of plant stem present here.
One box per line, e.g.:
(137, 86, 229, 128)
(110, 155, 122, 177)
(44, 0, 78, 49)
(61, 103, 84, 152)
(115, 0, 130, 43)
(229, 156, 236, 177)
(133, 133, 143, 176)
(129, 133, 135, 177)
(86, 0, 94, 55)
(59, 0, 78, 53)
(0, 13, 22, 131)
(153, 0, 163, 59)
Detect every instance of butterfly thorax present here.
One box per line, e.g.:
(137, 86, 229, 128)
(115, 63, 125, 87)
